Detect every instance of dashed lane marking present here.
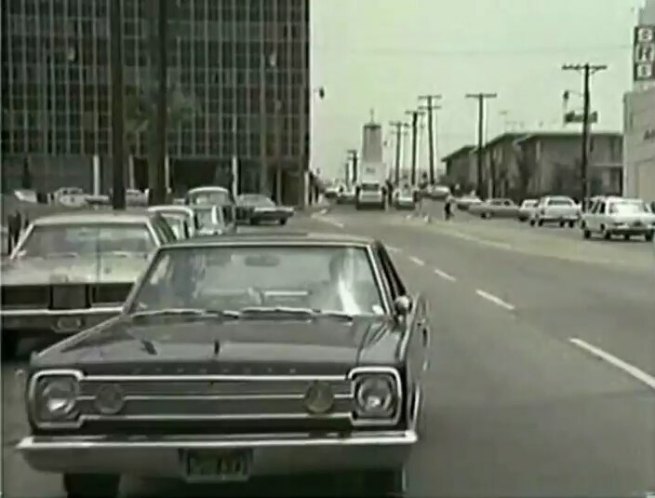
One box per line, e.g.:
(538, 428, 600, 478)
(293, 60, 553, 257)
(569, 338, 655, 391)
(387, 246, 402, 254)
(433, 267, 457, 282)
(409, 256, 426, 267)
(475, 289, 516, 311)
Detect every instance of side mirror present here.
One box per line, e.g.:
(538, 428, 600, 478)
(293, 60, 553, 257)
(394, 296, 413, 316)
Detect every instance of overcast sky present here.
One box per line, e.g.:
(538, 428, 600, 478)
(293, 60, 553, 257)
(309, 0, 642, 179)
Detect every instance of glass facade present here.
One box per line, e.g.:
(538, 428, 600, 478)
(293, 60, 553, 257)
(1, 0, 310, 196)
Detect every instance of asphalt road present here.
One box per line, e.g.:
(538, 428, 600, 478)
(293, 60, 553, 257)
(2, 206, 654, 497)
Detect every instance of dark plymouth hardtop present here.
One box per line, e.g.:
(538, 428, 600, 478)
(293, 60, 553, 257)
(18, 233, 430, 498)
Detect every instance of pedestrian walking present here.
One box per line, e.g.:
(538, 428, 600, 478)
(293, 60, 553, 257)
(444, 195, 454, 221)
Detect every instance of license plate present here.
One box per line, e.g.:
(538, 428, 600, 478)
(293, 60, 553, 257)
(181, 449, 252, 482)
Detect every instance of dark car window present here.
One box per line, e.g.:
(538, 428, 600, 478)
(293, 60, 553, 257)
(222, 205, 235, 223)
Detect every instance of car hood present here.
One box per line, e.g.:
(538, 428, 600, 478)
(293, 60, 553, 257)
(35, 315, 402, 373)
(1, 254, 149, 286)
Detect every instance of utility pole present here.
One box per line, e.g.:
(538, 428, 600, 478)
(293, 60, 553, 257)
(347, 149, 359, 185)
(466, 93, 497, 198)
(562, 63, 607, 208)
(389, 121, 410, 186)
(405, 110, 422, 187)
(418, 94, 442, 185)
(110, 0, 125, 210)
(153, 0, 168, 205)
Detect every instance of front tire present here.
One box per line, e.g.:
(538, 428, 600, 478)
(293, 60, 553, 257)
(646, 232, 654, 242)
(537, 219, 544, 227)
(63, 474, 120, 498)
(279, 218, 287, 226)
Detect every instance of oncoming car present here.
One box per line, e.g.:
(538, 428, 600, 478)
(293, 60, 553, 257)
(17, 233, 430, 498)
(147, 205, 197, 239)
(192, 204, 237, 236)
(0, 212, 176, 358)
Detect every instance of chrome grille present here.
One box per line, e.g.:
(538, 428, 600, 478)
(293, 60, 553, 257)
(91, 283, 132, 305)
(1, 285, 50, 307)
(50, 284, 88, 310)
(76, 376, 354, 422)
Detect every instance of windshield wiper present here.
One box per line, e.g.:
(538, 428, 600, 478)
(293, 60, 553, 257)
(129, 308, 241, 319)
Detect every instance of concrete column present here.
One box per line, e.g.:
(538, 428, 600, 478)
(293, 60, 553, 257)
(231, 155, 238, 197)
(92, 154, 101, 195)
(128, 154, 135, 189)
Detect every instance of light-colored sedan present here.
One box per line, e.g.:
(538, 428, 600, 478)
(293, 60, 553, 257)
(394, 188, 415, 210)
(581, 197, 655, 241)
(518, 199, 538, 222)
(530, 196, 581, 227)
(455, 194, 482, 211)
(469, 198, 519, 219)
(148, 205, 197, 239)
(0, 211, 176, 358)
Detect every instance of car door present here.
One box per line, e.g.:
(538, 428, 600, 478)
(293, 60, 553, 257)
(375, 243, 428, 422)
(593, 200, 608, 232)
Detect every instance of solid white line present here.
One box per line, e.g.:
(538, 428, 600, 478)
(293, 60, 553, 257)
(475, 289, 516, 311)
(433, 268, 457, 282)
(569, 338, 655, 390)
(409, 256, 426, 267)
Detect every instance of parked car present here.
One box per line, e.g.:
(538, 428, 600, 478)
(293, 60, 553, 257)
(581, 197, 655, 241)
(394, 187, 415, 210)
(237, 194, 295, 225)
(16, 232, 428, 498)
(469, 198, 519, 219)
(455, 194, 482, 211)
(530, 196, 581, 227)
(52, 187, 88, 208)
(14, 189, 39, 204)
(125, 189, 148, 207)
(427, 185, 451, 200)
(337, 186, 356, 204)
(518, 199, 538, 222)
(0, 211, 176, 358)
(192, 205, 237, 236)
(148, 205, 198, 240)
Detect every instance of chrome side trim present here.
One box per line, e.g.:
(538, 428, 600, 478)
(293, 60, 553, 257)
(77, 393, 352, 402)
(82, 374, 346, 382)
(17, 430, 418, 451)
(1, 307, 121, 317)
(82, 413, 350, 422)
(347, 367, 403, 428)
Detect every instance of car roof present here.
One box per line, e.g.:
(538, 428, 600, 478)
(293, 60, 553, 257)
(164, 231, 377, 248)
(32, 210, 153, 226)
(604, 196, 643, 203)
(148, 205, 194, 214)
(187, 186, 230, 193)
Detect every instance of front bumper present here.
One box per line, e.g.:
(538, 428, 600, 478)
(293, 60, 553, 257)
(17, 430, 416, 479)
(0, 307, 120, 336)
(607, 226, 654, 236)
(538, 215, 579, 223)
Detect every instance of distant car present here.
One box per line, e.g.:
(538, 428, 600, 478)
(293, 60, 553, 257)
(469, 198, 519, 219)
(237, 194, 294, 225)
(0, 211, 176, 358)
(185, 186, 235, 207)
(427, 185, 451, 200)
(52, 187, 88, 208)
(394, 188, 415, 210)
(455, 194, 482, 211)
(16, 232, 428, 498)
(193, 205, 237, 236)
(125, 189, 147, 207)
(324, 184, 340, 200)
(530, 196, 581, 227)
(148, 205, 197, 240)
(518, 199, 538, 222)
(14, 189, 39, 204)
(337, 186, 356, 204)
(581, 197, 655, 241)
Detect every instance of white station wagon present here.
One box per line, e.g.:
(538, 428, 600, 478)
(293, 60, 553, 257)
(581, 197, 655, 241)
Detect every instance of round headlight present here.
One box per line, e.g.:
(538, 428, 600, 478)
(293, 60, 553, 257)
(94, 384, 125, 415)
(39, 377, 78, 418)
(355, 376, 395, 417)
(304, 381, 335, 415)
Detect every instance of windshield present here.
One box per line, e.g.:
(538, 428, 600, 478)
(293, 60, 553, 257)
(161, 214, 186, 239)
(130, 246, 385, 316)
(608, 201, 652, 215)
(194, 208, 215, 229)
(547, 198, 574, 206)
(188, 190, 231, 206)
(18, 223, 154, 258)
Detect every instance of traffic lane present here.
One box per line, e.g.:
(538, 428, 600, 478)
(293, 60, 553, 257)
(415, 200, 654, 258)
(331, 210, 655, 379)
(300, 215, 655, 496)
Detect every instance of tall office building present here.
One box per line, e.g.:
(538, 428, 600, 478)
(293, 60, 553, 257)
(1, 0, 311, 205)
